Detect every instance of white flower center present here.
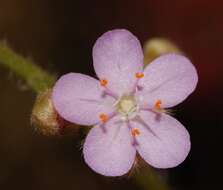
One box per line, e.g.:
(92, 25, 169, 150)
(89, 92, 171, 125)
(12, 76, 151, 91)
(115, 95, 138, 120)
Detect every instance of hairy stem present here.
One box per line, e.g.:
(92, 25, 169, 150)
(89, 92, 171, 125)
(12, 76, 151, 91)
(0, 42, 55, 92)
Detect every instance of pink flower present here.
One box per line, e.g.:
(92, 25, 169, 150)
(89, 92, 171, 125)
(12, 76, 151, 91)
(52, 29, 198, 176)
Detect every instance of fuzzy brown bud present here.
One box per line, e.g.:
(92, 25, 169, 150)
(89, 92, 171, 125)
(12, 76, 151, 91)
(31, 89, 64, 136)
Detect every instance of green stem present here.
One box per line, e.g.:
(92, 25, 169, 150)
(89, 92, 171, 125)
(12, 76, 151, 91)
(0, 42, 55, 92)
(133, 167, 170, 190)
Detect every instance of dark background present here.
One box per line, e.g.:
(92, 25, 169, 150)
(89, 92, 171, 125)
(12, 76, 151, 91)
(0, 0, 222, 189)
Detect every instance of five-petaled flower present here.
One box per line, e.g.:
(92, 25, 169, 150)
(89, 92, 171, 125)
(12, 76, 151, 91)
(52, 29, 198, 176)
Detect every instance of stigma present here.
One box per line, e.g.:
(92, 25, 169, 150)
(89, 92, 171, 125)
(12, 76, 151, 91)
(115, 95, 138, 120)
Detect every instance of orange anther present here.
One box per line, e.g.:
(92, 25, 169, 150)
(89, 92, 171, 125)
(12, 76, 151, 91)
(135, 72, 144, 79)
(131, 128, 140, 137)
(99, 113, 109, 123)
(154, 99, 162, 110)
(100, 79, 108, 87)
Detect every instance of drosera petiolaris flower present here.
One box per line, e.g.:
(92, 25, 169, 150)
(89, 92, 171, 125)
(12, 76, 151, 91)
(52, 29, 198, 176)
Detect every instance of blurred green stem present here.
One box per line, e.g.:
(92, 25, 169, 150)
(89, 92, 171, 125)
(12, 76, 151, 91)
(0, 39, 180, 190)
(134, 167, 170, 190)
(0, 42, 55, 92)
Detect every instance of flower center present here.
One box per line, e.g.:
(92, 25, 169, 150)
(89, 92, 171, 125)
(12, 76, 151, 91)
(116, 95, 138, 120)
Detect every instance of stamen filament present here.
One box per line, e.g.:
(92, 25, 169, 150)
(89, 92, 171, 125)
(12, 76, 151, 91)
(99, 79, 118, 99)
(126, 121, 139, 146)
(103, 88, 118, 99)
(131, 72, 144, 94)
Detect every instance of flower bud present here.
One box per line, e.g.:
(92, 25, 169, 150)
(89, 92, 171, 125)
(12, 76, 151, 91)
(143, 38, 182, 65)
(31, 89, 64, 136)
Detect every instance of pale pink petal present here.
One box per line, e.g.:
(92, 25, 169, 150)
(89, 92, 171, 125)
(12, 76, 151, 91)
(131, 111, 191, 168)
(83, 116, 136, 176)
(52, 73, 115, 125)
(137, 54, 198, 108)
(93, 29, 143, 96)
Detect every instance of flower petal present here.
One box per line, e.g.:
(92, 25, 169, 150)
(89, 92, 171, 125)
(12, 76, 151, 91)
(93, 29, 144, 96)
(131, 111, 190, 168)
(52, 73, 115, 125)
(83, 116, 136, 176)
(137, 54, 198, 108)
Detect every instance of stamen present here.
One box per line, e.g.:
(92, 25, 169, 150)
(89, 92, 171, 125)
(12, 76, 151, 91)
(100, 79, 108, 87)
(99, 79, 118, 99)
(135, 72, 144, 79)
(154, 99, 162, 110)
(131, 128, 140, 137)
(99, 113, 109, 123)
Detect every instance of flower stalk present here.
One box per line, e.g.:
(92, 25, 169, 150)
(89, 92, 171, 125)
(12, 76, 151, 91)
(0, 42, 55, 92)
